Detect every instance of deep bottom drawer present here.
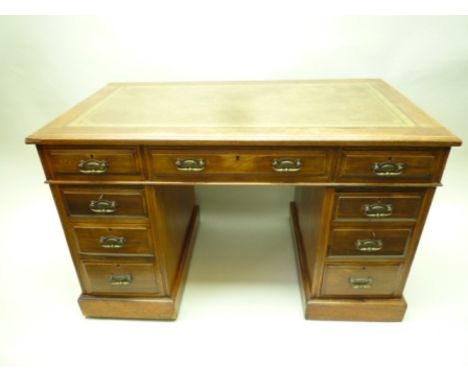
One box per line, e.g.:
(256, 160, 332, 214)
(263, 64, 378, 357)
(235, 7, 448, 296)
(321, 264, 402, 297)
(81, 260, 162, 296)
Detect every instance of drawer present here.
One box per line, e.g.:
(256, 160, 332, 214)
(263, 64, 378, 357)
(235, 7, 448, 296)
(334, 191, 423, 221)
(73, 225, 153, 256)
(335, 149, 445, 182)
(61, 186, 147, 219)
(81, 260, 162, 295)
(45, 147, 144, 180)
(328, 227, 411, 257)
(321, 264, 402, 297)
(147, 149, 333, 182)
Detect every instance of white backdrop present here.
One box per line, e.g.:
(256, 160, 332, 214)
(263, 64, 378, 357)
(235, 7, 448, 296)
(1, 15, 467, 379)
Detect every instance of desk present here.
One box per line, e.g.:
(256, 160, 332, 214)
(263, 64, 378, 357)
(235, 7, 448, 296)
(26, 80, 461, 321)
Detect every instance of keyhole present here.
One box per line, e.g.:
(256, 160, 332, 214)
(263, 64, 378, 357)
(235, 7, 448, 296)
(235, 155, 240, 161)
(90, 154, 94, 158)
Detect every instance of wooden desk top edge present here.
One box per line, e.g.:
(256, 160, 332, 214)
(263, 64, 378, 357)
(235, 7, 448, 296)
(25, 79, 462, 147)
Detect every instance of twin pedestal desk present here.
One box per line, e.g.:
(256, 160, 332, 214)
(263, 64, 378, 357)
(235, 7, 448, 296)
(26, 80, 461, 321)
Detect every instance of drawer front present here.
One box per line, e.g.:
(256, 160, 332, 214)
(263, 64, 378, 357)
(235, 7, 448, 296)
(61, 186, 147, 219)
(45, 147, 143, 180)
(73, 225, 153, 256)
(81, 260, 162, 295)
(321, 264, 402, 297)
(334, 191, 423, 221)
(335, 149, 444, 182)
(328, 228, 411, 257)
(148, 149, 332, 182)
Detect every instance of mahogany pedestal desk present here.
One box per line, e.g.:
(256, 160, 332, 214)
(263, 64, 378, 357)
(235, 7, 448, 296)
(26, 80, 462, 321)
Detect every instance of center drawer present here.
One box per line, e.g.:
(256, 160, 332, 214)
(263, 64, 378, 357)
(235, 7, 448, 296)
(72, 225, 154, 256)
(328, 227, 412, 257)
(147, 148, 333, 182)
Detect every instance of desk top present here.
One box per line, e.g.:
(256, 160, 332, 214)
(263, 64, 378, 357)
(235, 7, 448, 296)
(26, 79, 461, 146)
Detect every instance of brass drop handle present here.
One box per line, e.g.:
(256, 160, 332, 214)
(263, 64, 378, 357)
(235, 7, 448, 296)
(100, 235, 127, 249)
(89, 198, 117, 214)
(78, 159, 109, 174)
(109, 274, 133, 286)
(272, 158, 302, 172)
(175, 158, 206, 172)
(349, 276, 374, 289)
(355, 238, 383, 252)
(363, 202, 393, 218)
(373, 160, 404, 176)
